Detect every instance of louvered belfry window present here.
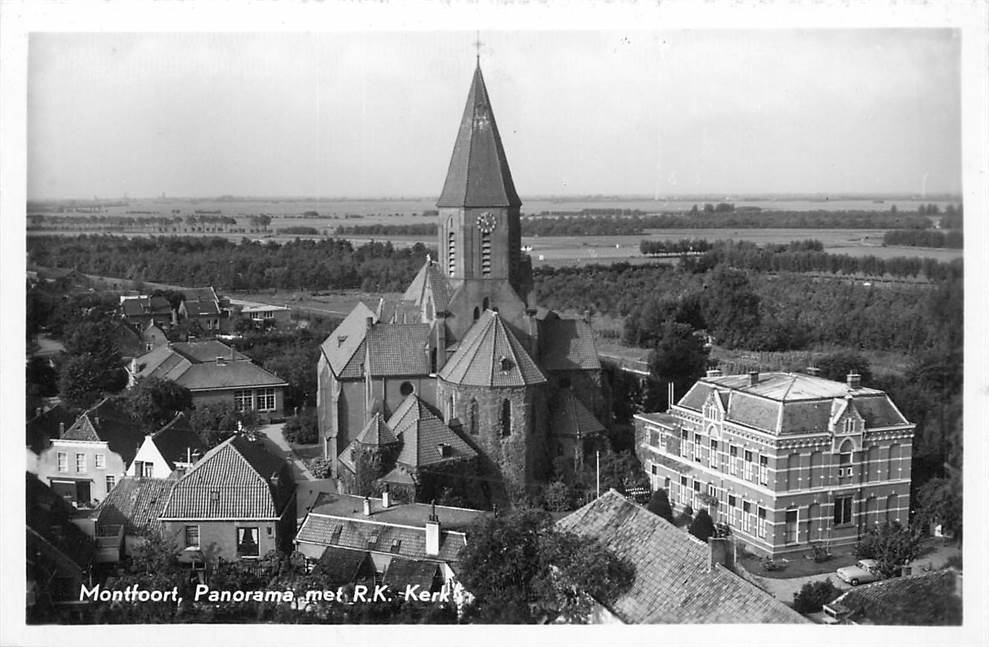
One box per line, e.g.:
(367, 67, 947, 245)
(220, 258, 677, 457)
(481, 231, 492, 275)
(448, 230, 456, 276)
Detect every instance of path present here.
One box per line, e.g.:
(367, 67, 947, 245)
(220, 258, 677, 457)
(256, 423, 315, 482)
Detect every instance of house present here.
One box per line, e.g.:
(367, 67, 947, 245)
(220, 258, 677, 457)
(177, 287, 227, 332)
(556, 489, 808, 624)
(141, 321, 170, 352)
(92, 477, 178, 558)
(634, 370, 915, 558)
(823, 569, 962, 625)
(227, 298, 291, 329)
(33, 398, 147, 507)
(129, 340, 288, 418)
(158, 434, 296, 563)
(127, 412, 205, 479)
(26, 403, 77, 475)
(119, 294, 175, 329)
(294, 492, 488, 591)
(317, 63, 608, 497)
(310, 546, 377, 589)
(26, 474, 97, 613)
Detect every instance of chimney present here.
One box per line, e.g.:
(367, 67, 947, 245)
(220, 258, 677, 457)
(425, 501, 441, 557)
(748, 371, 759, 386)
(708, 536, 736, 572)
(382, 486, 391, 509)
(706, 368, 722, 378)
(59, 422, 65, 437)
(337, 335, 347, 348)
(362, 496, 372, 516)
(806, 366, 821, 377)
(847, 373, 861, 390)
(365, 316, 374, 331)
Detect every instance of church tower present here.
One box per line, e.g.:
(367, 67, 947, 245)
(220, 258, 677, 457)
(437, 63, 525, 295)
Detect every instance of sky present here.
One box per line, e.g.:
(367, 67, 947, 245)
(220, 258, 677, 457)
(28, 29, 962, 199)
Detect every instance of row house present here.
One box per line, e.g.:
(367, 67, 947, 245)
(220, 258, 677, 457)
(635, 370, 914, 558)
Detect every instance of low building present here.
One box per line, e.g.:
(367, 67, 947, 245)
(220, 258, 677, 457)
(824, 569, 962, 625)
(635, 370, 914, 557)
(177, 286, 227, 332)
(227, 298, 291, 329)
(119, 294, 175, 329)
(294, 493, 488, 591)
(556, 489, 807, 624)
(92, 477, 177, 558)
(159, 435, 296, 563)
(129, 340, 288, 418)
(127, 412, 204, 479)
(33, 398, 146, 507)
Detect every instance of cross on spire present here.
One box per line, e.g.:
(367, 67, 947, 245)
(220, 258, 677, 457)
(474, 31, 482, 65)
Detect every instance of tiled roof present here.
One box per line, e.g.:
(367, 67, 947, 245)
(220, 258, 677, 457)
(181, 287, 221, 317)
(95, 477, 176, 535)
(356, 413, 399, 446)
(437, 64, 521, 209)
(833, 569, 962, 625)
(402, 260, 453, 313)
(132, 343, 286, 392)
(296, 514, 467, 564)
(677, 372, 910, 435)
(60, 398, 145, 466)
(384, 558, 441, 590)
(337, 441, 357, 474)
(320, 302, 376, 377)
(395, 417, 477, 469)
(312, 546, 375, 586)
(150, 413, 205, 469)
(550, 389, 605, 439)
(121, 295, 173, 318)
(161, 435, 293, 519)
(557, 491, 807, 624)
(366, 323, 432, 377)
(438, 310, 546, 387)
(387, 395, 440, 438)
(539, 317, 601, 371)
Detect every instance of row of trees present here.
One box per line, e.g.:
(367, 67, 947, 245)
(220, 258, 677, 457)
(639, 238, 713, 255)
(333, 223, 437, 236)
(27, 235, 433, 293)
(883, 229, 963, 249)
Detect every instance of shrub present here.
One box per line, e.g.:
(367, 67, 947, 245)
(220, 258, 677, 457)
(283, 408, 318, 445)
(646, 489, 674, 523)
(308, 458, 332, 479)
(792, 578, 841, 614)
(674, 505, 694, 528)
(688, 509, 715, 542)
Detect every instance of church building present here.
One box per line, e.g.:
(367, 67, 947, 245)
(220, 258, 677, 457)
(317, 62, 606, 503)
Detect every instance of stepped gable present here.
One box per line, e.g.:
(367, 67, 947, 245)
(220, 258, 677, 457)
(438, 310, 546, 387)
(320, 301, 377, 378)
(402, 259, 453, 314)
(395, 417, 476, 469)
(355, 413, 399, 446)
(550, 389, 605, 439)
(437, 64, 522, 208)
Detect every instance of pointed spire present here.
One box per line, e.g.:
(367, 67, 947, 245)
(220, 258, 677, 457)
(437, 63, 521, 208)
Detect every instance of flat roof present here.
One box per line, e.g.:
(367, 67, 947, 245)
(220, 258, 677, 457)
(634, 412, 679, 426)
(309, 492, 489, 532)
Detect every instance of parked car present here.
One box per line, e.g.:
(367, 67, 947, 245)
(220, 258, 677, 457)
(836, 559, 883, 586)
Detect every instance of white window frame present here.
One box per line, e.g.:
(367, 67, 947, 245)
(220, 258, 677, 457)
(95, 453, 106, 470)
(234, 389, 253, 411)
(759, 455, 769, 485)
(256, 388, 276, 412)
(105, 474, 116, 492)
(75, 453, 86, 473)
(757, 507, 768, 538)
(744, 450, 754, 481)
(57, 452, 68, 473)
(185, 525, 200, 548)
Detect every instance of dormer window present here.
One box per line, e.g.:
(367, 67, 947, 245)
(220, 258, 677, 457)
(499, 356, 514, 372)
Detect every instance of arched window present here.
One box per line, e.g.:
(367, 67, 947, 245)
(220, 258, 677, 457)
(469, 399, 479, 435)
(473, 307, 480, 321)
(500, 399, 512, 437)
(482, 297, 490, 311)
(430, 348, 437, 374)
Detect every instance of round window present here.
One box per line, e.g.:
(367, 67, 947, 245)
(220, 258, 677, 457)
(400, 381, 415, 397)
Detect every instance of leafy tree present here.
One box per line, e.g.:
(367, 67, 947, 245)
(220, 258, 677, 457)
(915, 472, 962, 543)
(688, 509, 715, 542)
(646, 488, 674, 524)
(189, 401, 261, 448)
(26, 357, 59, 397)
(543, 481, 573, 512)
(58, 353, 125, 410)
(309, 457, 333, 479)
(122, 377, 192, 432)
(855, 522, 922, 578)
(700, 265, 761, 348)
(282, 407, 318, 444)
(815, 350, 873, 385)
(792, 578, 841, 613)
(578, 449, 649, 496)
(674, 505, 694, 528)
(647, 321, 709, 405)
(458, 508, 635, 623)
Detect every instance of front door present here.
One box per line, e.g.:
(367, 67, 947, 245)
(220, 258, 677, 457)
(76, 480, 91, 504)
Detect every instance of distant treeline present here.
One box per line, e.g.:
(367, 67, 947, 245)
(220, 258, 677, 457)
(334, 223, 438, 236)
(26, 235, 433, 293)
(532, 260, 962, 355)
(685, 240, 961, 282)
(534, 208, 648, 217)
(884, 229, 963, 249)
(276, 226, 320, 236)
(640, 239, 713, 255)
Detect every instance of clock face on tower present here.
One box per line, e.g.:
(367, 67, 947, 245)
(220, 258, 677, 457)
(476, 211, 497, 234)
